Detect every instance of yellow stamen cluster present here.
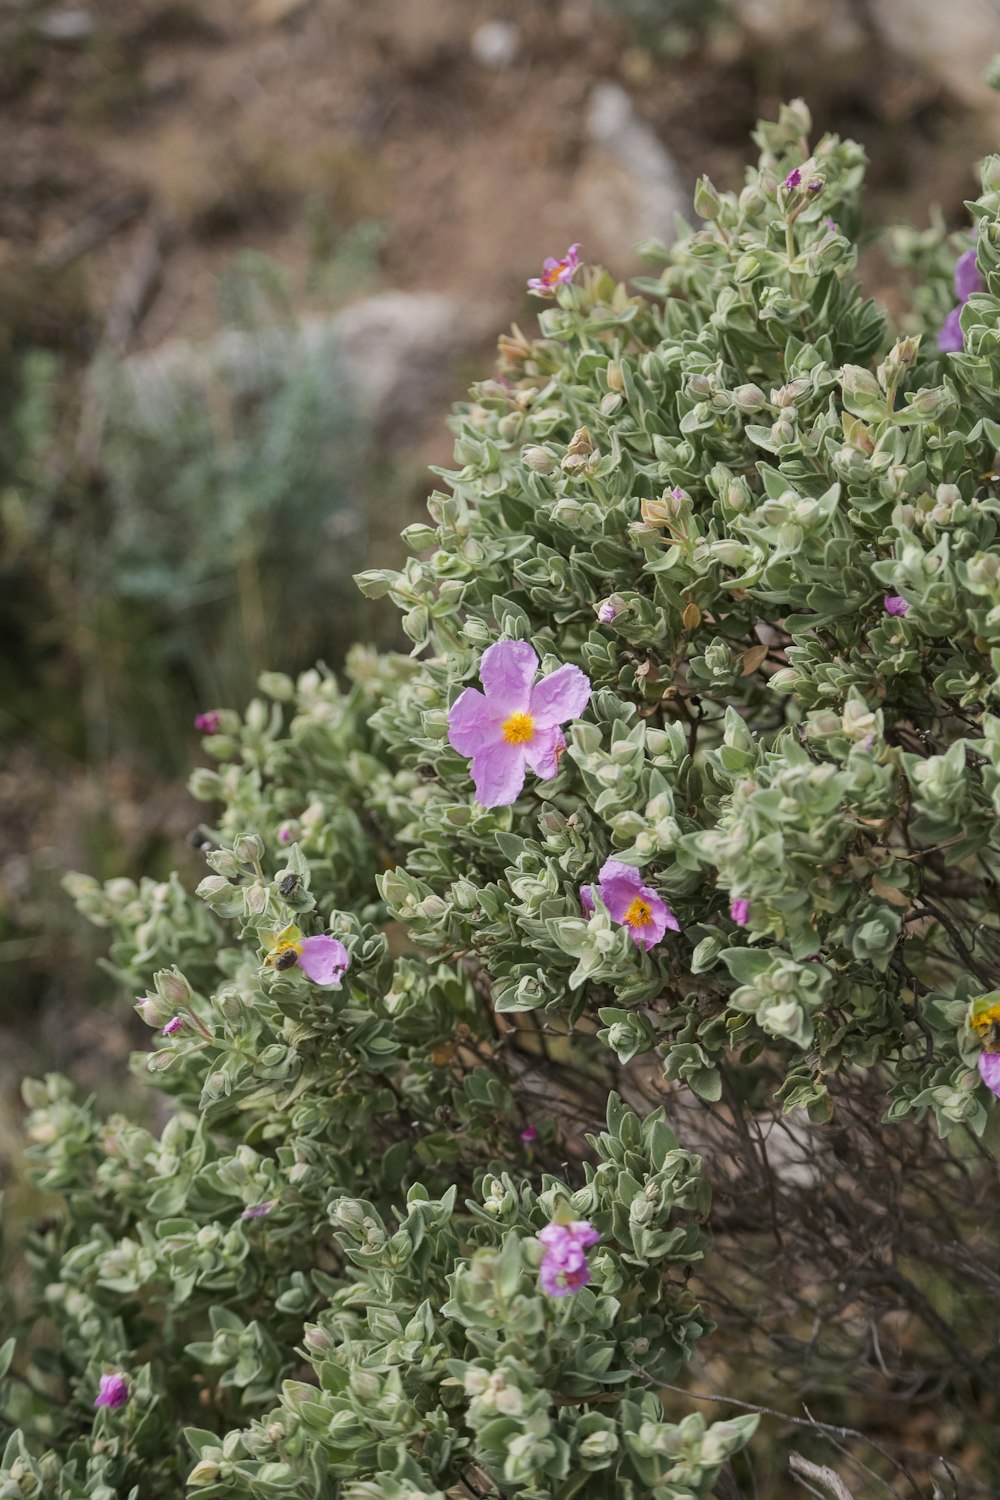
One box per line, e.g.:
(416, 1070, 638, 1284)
(502, 711, 535, 745)
(624, 897, 652, 929)
(971, 1003, 1000, 1039)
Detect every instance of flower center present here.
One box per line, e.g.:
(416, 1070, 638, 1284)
(269, 941, 302, 971)
(623, 897, 652, 929)
(972, 1003, 1000, 1047)
(502, 711, 535, 745)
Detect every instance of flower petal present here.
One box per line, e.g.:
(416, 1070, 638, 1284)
(978, 1052, 1000, 1099)
(937, 305, 964, 353)
(297, 935, 349, 987)
(470, 740, 527, 806)
(580, 884, 595, 916)
(955, 247, 983, 303)
(448, 686, 503, 756)
(523, 725, 565, 780)
(529, 663, 592, 728)
(479, 640, 538, 712)
(597, 860, 643, 920)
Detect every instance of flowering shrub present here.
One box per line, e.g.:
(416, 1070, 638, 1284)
(3, 100, 1000, 1497)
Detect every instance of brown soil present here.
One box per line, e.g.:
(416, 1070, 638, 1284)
(1, 0, 993, 361)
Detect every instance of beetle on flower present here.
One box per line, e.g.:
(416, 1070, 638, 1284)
(264, 925, 350, 987)
(447, 640, 591, 807)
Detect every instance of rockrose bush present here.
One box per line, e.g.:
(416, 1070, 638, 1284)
(3, 101, 1000, 1498)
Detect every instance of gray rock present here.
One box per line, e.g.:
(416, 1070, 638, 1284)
(36, 7, 95, 42)
(470, 20, 520, 69)
(115, 291, 498, 441)
(579, 82, 689, 259)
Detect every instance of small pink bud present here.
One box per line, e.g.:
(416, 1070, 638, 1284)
(520, 1124, 537, 1144)
(883, 595, 909, 617)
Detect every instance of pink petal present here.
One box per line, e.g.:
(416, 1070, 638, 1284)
(479, 640, 538, 712)
(955, 247, 983, 303)
(978, 1052, 1000, 1099)
(938, 305, 964, 353)
(524, 725, 565, 780)
(297, 935, 350, 987)
(580, 884, 595, 916)
(567, 1220, 600, 1247)
(597, 860, 643, 912)
(528, 663, 592, 729)
(448, 686, 503, 756)
(470, 740, 527, 806)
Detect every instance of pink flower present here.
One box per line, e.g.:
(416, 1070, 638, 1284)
(978, 1052, 1000, 1099)
(807, 178, 823, 193)
(938, 305, 964, 353)
(730, 898, 750, 926)
(954, 247, 983, 303)
(784, 168, 802, 190)
(596, 600, 619, 624)
(581, 858, 679, 951)
(162, 1016, 184, 1036)
(884, 595, 909, 617)
(538, 1219, 600, 1297)
(241, 1201, 274, 1221)
(520, 1124, 537, 1144)
(94, 1373, 129, 1410)
(527, 243, 581, 295)
(265, 926, 350, 987)
(448, 640, 591, 807)
(825, 217, 838, 232)
(194, 711, 221, 735)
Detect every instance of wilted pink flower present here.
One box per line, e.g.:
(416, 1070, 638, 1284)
(596, 600, 619, 624)
(884, 595, 909, 617)
(448, 640, 591, 807)
(730, 898, 750, 926)
(520, 1124, 537, 1144)
(527, 242, 581, 295)
(194, 711, 221, 735)
(978, 1053, 1000, 1099)
(581, 859, 678, 951)
(954, 247, 983, 303)
(784, 167, 802, 190)
(162, 1016, 184, 1036)
(538, 1219, 600, 1296)
(94, 1373, 129, 1410)
(241, 1201, 273, 1221)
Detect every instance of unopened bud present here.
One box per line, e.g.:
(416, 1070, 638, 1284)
(232, 833, 265, 867)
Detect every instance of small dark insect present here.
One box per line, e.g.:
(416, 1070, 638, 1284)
(278, 873, 300, 898)
(275, 948, 299, 971)
(187, 829, 211, 849)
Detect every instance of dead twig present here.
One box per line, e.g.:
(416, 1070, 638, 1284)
(789, 1452, 855, 1500)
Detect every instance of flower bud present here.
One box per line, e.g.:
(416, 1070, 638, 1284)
(522, 441, 554, 472)
(135, 993, 173, 1028)
(733, 383, 766, 414)
(154, 967, 193, 1008)
(232, 833, 265, 867)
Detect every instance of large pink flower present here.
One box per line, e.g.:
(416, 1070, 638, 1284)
(527, 243, 581, 295)
(448, 640, 591, 807)
(581, 859, 679, 951)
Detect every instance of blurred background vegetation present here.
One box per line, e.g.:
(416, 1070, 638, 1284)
(1, 0, 998, 1210)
